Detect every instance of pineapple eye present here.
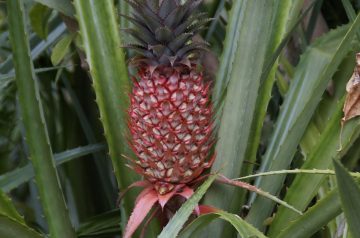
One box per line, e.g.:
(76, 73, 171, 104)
(152, 128, 161, 136)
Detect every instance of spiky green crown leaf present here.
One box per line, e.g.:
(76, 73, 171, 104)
(123, 0, 210, 66)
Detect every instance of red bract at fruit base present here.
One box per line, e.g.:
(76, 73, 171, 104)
(120, 1, 300, 237)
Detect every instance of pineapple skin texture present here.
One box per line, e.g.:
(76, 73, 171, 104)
(129, 64, 213, 195)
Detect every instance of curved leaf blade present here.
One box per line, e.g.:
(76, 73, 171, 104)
(0, 191, 24, 224)
(204, 2, 274, 235)
(180, 210, 267, 238)
(74, 0, 138, 219)
(0, 191, 43, 237)
(7, 0, 76, 237)
(0, 216, 44, 238)
(275, 189, 342, 238)
(0, 143, 106, 192)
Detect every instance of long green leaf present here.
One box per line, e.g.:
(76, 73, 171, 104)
(180, 210, 267, 238)
(341, 0, 360, 40)
(211, 0, 243, 105)
(275, 189, 342, 238)
(342, 0, 357, 21)
(158, 175, 217, 238)
(55, 143, 106, 164)
(74, 0, 158, 237)
(334, 159, 360, 237)
(241, 0, 305, 204)
(74, 0, 137, 220)
(298, 53, 355, 154)
(0, 65, 75, 81)
(0, 191, 25, 224)
(204, 3, 274, 236)
(0, 143, 106, 192)
(0, 191, 43, 237)
(0, 216, 44, 238)
(7, 1, 75, 236)
(247, 13, 360, 228)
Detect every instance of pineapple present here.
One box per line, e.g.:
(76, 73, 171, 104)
(126, 0, 213, 195)
(123, 0, 214, 236)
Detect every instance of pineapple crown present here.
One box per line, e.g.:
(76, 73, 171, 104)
(123, 0, 211, 67)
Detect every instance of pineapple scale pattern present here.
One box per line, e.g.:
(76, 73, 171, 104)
(129, 66, 213, 194)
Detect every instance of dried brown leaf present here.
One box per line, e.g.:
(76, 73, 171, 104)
(342, 53, 360, 123)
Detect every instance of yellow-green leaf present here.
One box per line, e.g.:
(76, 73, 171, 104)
(29, 3, 51, 40)
(0, 191, 24, 224)
(51, 34, 74, 66)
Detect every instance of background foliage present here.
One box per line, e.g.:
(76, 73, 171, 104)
(1, 0, 360, 237)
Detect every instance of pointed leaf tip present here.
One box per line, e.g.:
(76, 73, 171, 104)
(198, 205, 221, 215)
(124, 189, 158, 238)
